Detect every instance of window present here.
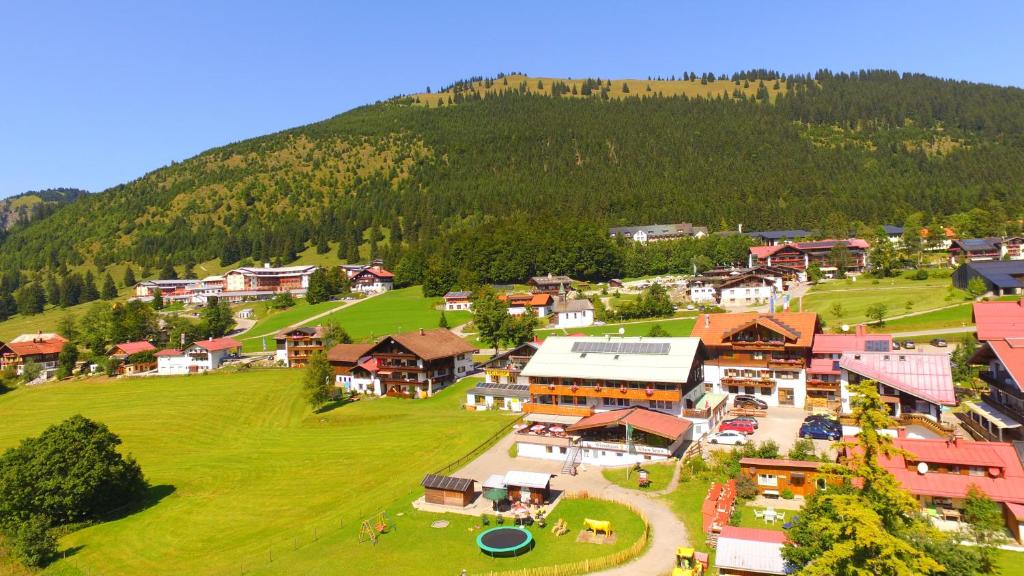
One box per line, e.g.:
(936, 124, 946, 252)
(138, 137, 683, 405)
(603, 397, 628, 407)
(744, 386, 755, 395)
(753, 351, 763, 360)
(758, 474, 778, 487)
(969, 466, 986, 477)
(816, 478, 827, 491)
(728, 385, 739, 394)
(760, 387, 772, 396)
(648, 399, 673, 410)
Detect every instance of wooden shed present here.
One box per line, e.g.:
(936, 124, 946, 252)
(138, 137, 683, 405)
(739, 457, 834, 498)
(504, 471, 552, 506)
(421, 474, 475, 507)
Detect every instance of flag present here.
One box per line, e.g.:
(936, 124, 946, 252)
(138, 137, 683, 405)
(769, 292, 775, 314)
(625, 423, 636, 454)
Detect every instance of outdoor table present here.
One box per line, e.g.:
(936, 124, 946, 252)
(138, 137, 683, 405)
(941, 508, 961, 522)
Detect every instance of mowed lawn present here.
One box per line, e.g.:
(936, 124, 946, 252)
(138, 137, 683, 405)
(238, 299, 348, 351)
(316, 286, 472, 342)
(536, 317, 697, 339)
(802, 276, 970, 328)
(867, 302, 974, 333)
(0, 371, 520, 575)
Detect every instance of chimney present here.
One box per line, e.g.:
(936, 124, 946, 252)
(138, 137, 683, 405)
(704, 314, 710, 328)
(855, 324, 866, 337)
(896, 427, 907, 439)
(419, 328, 425, 336)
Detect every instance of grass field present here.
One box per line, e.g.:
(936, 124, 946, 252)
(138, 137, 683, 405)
(801, 276, 970, 329)
(314, 286, 472, 341)
(601, 461, 676, 492)
(868, 302, 973, 333)
(2, 371, 623, 575)
(536, 317, 697, 339)
(995, 549, 1024, 576)
(237, 299, 350, 351)
(663, 475, 716, 570)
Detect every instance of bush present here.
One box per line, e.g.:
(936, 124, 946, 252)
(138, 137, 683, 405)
(787, 439, 817, 461)
(9, 515, 57, 568)
(781, 488, 795, 500)
(913, 268, 929, 280)
(736, 475, 758, 500)
(480, 513, 490, 526)
(508, 443, 518, 458)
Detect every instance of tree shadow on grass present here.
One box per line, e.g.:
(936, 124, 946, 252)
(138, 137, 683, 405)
(99, 484, 177, 522)
(315, 396, 356, 414)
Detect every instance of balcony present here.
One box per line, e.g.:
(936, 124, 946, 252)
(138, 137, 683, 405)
(768, 358, 805, 369)
(721, 377, 775, 386)
(527, 383, 681, 402)
(681, 407, 711, 419)
(806, 379, 840, 391)
(731, 340, 786, 351)
(523, 403, 594, 418)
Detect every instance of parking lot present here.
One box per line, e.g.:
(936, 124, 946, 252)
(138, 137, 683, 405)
(710, 406, 838, 456)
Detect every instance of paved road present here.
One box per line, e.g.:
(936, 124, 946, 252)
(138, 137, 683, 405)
(237, 292, 382, 341)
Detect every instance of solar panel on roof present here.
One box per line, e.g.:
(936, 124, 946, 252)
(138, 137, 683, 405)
(570, 341, 671, 355)
(865, 340, 890, 352)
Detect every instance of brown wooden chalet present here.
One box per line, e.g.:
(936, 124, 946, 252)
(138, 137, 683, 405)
(527, 273, 574, 295)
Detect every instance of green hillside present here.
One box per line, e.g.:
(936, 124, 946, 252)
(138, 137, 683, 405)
(0, 187, 87, 232)
(4, 70, 1024, 290)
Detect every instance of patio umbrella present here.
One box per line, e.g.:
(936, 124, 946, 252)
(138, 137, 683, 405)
(512, 423, 528, 431)
(483, 488, 508, 502)
(529, 424, 547, 433)
(548, 425, 565, 434)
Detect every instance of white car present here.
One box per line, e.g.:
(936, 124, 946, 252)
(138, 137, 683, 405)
(708, 430, 747, 445)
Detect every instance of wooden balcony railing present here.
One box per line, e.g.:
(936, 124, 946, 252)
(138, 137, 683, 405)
(681, 407, 711, 419)
(528, 384, 680, 403)
(768, 358, 806, 369)
(522, 403, 594, 418)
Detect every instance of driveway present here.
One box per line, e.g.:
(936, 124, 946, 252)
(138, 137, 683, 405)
(711, 406, 835, 455)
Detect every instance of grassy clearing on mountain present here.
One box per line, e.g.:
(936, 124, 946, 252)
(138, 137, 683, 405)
(801, 276, 969, 329)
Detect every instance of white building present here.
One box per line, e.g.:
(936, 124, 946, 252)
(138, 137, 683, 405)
(155, 337, 242, 375)
(717, 275, 779, 307)
(466, 343, 539, 412)
(224, 264, 317, 293)
(551, 299, 594, 328)
(688, 280, 717, 303)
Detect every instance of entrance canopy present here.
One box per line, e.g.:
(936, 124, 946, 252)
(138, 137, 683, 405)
(567, 406, 691, 441)
(965, 400, 1023, 430)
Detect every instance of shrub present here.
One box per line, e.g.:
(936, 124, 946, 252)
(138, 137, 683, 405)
(480, 513, 490, 526)
(787, 439, 817, 461)
(913, 268, 929, 280)
(781, 488, 795, 500)
(736, 475, 758, 500)
(9, 514, 57, 568)
(508, 443, 518, 458)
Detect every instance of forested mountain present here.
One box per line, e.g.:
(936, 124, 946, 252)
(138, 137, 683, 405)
(0, 188, 88, 232)
(3, 70, 1024, 289)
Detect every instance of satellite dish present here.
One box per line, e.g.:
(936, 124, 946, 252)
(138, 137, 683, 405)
(917, 462, 929, 475)
(618, 327, 625, 335)
(841, 324, 850, 333)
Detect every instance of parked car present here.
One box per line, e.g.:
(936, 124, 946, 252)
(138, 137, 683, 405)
(708, 430, 748, 445)
(732, 395, 768, 410)
(891, 341, 902, 350)
(799, 420, 842, 441)
(720, 419, 756, 435)
(804, 415, 842, 432)
(930, 338, 948, 348)
(902, 340, 916, 349)
(729, 415, 759, 429)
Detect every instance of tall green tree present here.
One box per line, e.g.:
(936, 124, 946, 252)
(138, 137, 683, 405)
(302, 351, 333, 408)
(198, 297, 235, 339)
(101, 273, 118, 300)
(122, 266, 136, 288)
(56, 342, 78, 379)
(473, 288, 510, 354)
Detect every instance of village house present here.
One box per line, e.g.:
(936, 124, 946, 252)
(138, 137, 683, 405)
(920, 226, 957, 250)
(738, 457, 838, 499)
(691, 312, 819, 408)
(348, 265, 394, 293)
(187, 275, 226, 304)
(514, 336, 716, 465)
(715, 274, 779, 306)
(837, 351, 956, 436)
(155, 337, 242, 375)
(688, 278, 718, 303)
(326, 328, 476, 398)
(551, 298, 594, 328)
(608, 222, 708, 244)
(745, 229, 812, 246)
(498, 293, 554, 317)
(964, 300, 1024, 441)
(106, 341, 157, 375)
(806, 327, 893, 411)
(953, 260, 1024, 296)
(861, 435, 1024, 542)
(0, 333, 69, 380)
(274, 326, 325, 368)
(948, 237, 1004, 265)
(527, 273, 574, 295)
(442, 291, 473, 311)
(748, 238, 870, 275)
(224, 264, 317, 294)
(882, 224, 905, 245)
(133, 278, 197, 302)
(326, 342, 377, 394)
(465, 342, 538, 412)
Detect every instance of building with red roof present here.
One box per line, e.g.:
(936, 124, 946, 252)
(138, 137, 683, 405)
(966, 300, 1024, 442)
(838, 351, 955, 428)
(872, 436, 1024, 542)
(156, 337, 242, 375)
(748, 238, 870, 274)
(714, 526, 790, 575)
(106, 341, 158, 375)
(498, 293, 554, 317)
(0, 333, 69, 379)
(348, 265, 394, 294)
(806, 325, 893, 410)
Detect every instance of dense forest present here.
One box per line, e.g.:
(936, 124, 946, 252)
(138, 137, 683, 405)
(3, 70, 1024, 293)
(0, 188, 88, 234)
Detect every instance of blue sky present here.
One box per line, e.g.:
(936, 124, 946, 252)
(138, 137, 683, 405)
(2, 1, 1022, 197)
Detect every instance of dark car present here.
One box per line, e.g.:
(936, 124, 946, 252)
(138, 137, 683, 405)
(733, 395, 768, 410)
(800, 420, 842, 441)
(804, 415, 841, 432)
(720, 419, 756, 435)
(930, 338, 948, 348)
(891, 341, 902, 350)
(729, 415, 759, 429)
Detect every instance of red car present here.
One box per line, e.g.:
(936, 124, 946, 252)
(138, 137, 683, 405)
(719, 418, 756, 435)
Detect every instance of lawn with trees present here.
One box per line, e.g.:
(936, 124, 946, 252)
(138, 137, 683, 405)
(802, 275, 970, 329)
(0, 371, 545, 574)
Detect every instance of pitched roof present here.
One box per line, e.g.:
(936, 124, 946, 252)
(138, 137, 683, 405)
(973, 300, 1024, 341)
(689, 312, 818, 348)
(275, 325, 326, 340)
(839, 351, 955, 406)
(384, 328, 478, 360)
(811, 331, 892, 355)
(191, 337, 242, 352)
(2, 334, 68, 356)
(952, 237, 1002, 252)
(715, 526, 789, 575)
(970, 339, 1024, 393)
(749, 238, 870, 259)
(229, 265, 317, 276)
(552, 299, 593, 314)
(528, 274, 573, 286)
(480, 342, 539, 368)
(567, 406, 691, 440)
(108, 341, 157, 356)
(326, 343, 375, 364)
(746, 229, 811, 240)
(876, 437, 1024, 504)
(443, 291, 473, 299)
(739, 457, 825, 471)
(353, 266, 394, 279)
(882, 225, 904, 235)
(520, 336, 704, 383)
(420, 473, 473, 492)
(503, 470, 551, 489)
(155, 348, 183, 357)
(499, 293, 553, 307)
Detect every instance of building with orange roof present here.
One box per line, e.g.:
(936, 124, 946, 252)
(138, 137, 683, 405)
(155, 337, 242, 375)
(690, 312, 820, 408)
(498, 293, 554, 317)
(0, 333, 69, 379)
(965, 300, 1024, 441)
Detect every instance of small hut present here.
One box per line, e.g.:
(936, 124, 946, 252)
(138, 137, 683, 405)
(503, 471, 552, 506)
(421, 474, 475, 507)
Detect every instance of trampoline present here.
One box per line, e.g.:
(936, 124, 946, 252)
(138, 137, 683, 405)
(476, 526, 534, 557)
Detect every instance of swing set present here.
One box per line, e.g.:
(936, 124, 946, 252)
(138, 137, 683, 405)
(358, 510, 394, 545)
